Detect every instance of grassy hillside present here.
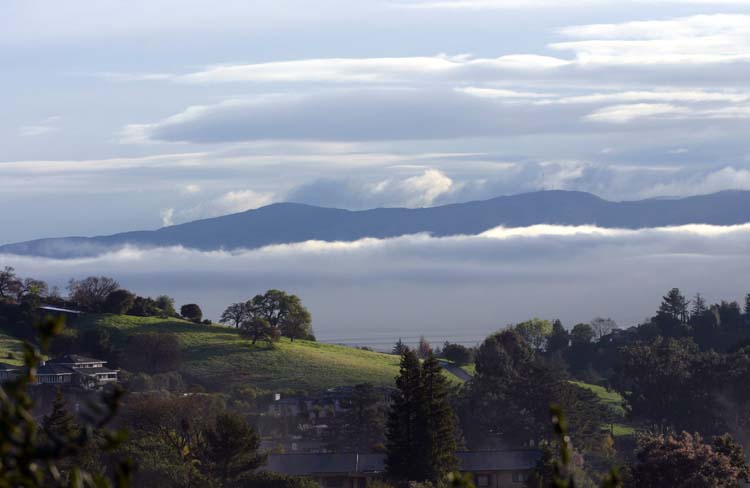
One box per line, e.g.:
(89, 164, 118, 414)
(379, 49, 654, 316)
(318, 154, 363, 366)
(571, 380, 635, 437)
(75, 314, 413, 392)
(0, 331, 25, 365)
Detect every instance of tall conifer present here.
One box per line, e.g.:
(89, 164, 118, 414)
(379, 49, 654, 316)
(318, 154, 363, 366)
(416, 352, 458, 482)
(385, 348, 422, 480)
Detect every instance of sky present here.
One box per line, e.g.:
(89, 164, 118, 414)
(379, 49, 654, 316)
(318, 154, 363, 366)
(4, 1, 750, 343)
(4, 0, 750, 242)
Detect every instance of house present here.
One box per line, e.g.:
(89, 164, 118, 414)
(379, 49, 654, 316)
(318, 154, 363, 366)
(0, 354, 118, 389)
(263, 450, 541, 488)
(45, 354, 119, 387)
(0, 362, 20, 382)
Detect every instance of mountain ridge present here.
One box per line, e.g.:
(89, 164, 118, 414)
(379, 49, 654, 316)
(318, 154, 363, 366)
(4, 190, 750, 258)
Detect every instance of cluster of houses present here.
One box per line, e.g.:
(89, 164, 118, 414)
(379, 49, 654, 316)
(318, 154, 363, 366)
(263, 451, 539, 488)
(260, 387, 539, 487)
(261, 386, 394, 453)
(0, 354, 119, 389)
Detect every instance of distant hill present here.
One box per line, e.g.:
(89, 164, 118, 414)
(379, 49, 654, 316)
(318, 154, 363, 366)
(4, 190, 750, 258)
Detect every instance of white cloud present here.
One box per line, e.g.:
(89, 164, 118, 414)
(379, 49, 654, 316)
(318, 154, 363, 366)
(385, 169, 454, 206)
(584, 103, 688, 123)
(160, 208, 175, 226)
(18, 125, 58, 137)
(641, 166, 750, 197)
(6, 222, 750, 339)
(395, 0, 750, 9)
(174, 190, 276, 223)
(213, 190, 275, 214)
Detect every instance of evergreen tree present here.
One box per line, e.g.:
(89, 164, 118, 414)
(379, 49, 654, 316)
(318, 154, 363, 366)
(327, 383, 387, 453)
(415, 353, 458, 483)
(659, 288, 690, 325)
(692, 293, 707, 317)
(547, 319, 570, 354)
(392, 338, 407, 355)
(201, 411, 265, 484)
(385, 349, 422, 481)
(42, 389, 78, 440)
(745, 293, 750, 316)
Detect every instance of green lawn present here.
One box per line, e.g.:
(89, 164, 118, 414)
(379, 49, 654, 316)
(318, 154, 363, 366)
(570, 380, 635, 437)
(461, 363, 476, 376)
(0, 332, 25, 365)
(76, 314, 461, 392)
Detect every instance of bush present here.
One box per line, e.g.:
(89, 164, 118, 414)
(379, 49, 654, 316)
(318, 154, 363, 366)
(103, 289, 136, 315)
(441, 342, 473, 365)
(180, 304, 203, 323)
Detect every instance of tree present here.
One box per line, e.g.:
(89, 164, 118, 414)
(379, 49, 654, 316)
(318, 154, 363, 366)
(590, 317, 617, 341)
(155, 295, 176, 317)
(415, 353, 458, 483)
(221, 302, 248, 328)
(121, 393, 223, 487)
(570, 323, 594, 345)
(632, 432, 748, 488)
(386, 349, 423, 481)
(246, 290, 312, 341)
(326, 383, 387, 453)
(546, 319, 570, 354)
(515, 319, 552, 352)
(128, 296, 160, 317)
(392, 338, 407, 356)
(17, 278, 49, 301)
(0, 266, 20, 302)
(67, 276, 120, 312)
(201, 412, 265, 484)
(417, 336, 432, 358)
(239, 317, 278, 345)
(279, 306, 312, 341)
(103, 289, 136, 315)
(43, 389, 78, 440)
(442, 343, 472, 366)
(693, 293, 708, 317)
(654, 288, 690, 337)
(122, 333, 182, 374)
(180, 303, 203, 323)
(613, 337, 708, 433)
(0, 316, 132, 487)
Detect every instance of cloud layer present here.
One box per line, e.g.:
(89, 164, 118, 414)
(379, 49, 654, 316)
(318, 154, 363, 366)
(5, 223, 750, 346)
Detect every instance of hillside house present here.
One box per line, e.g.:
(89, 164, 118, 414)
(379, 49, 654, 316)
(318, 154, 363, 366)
(0, 354, 118, 389)
(0, 362, 20, 382)
(263, 450, 540, 488)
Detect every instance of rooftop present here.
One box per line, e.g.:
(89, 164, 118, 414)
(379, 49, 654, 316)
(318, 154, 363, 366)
(264, 451, 541, 476)
(47, 354, 105, 365)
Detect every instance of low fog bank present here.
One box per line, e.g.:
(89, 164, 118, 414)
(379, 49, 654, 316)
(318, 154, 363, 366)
(4, 223, 750, 349)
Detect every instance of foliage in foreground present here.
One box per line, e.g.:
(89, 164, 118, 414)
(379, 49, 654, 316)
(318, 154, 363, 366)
(0, 316, 132, 487)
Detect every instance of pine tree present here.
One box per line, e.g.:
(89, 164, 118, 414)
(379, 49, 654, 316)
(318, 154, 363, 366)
(416, 352, 458, 483)
(659, 288, 690, 324)
(744, 293, 750, 316)
(547, 319, 570, 354)
(42, 389, 78, 440)
(692, 293, 707, 317)
(386, 349, 422, 481)
(201, 411, 265, 484)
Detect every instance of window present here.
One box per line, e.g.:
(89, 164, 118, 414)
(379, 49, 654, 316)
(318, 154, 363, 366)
(512, 472, 529, 483)
(476, 474, 490, 487)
